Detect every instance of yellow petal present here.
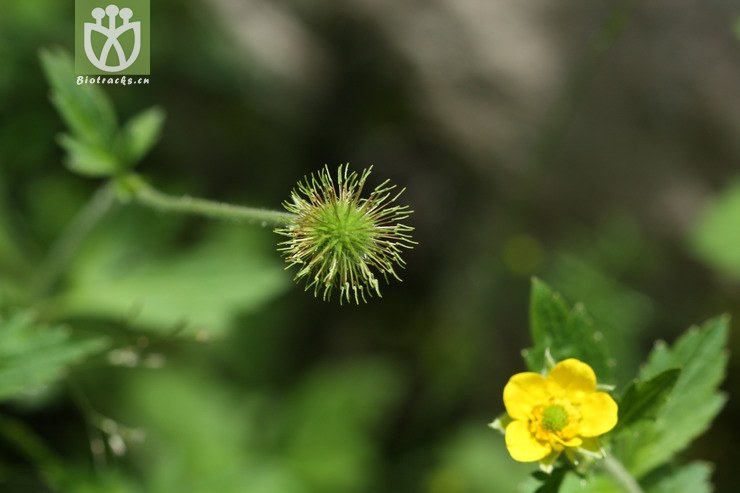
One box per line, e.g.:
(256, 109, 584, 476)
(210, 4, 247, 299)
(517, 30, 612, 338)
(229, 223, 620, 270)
(551, 434, 582, 448)
(505, 420, 551, 462)
(578, 391, 618, 437)
(503, 372, 548, 420)
(547, 359, 597, 402)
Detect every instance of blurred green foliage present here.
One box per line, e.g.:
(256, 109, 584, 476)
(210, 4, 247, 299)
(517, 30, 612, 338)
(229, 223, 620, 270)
(57, 210, 288, 337)
(1, 0, 740, 492)
(691, 179, 740, 280)
(615, 316, 728, 479)
(524, 278, 613, 381)
(0, 314, 108, 401)
(40, 49, 164, 177)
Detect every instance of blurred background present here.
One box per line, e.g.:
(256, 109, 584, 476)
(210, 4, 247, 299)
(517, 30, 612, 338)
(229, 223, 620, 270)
(1, 0, 740, 491)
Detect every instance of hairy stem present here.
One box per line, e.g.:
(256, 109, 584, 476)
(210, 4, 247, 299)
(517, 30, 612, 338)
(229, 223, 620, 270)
(602, 453, 644, 493)
(32, 183, 116, 297)
(122, 175, 296, 226)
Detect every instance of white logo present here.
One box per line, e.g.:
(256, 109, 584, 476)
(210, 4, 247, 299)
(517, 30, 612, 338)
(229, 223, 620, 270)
(84, 4, 141, 72)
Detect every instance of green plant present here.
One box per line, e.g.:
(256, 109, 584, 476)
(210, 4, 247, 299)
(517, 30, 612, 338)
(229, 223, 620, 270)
(0, 42, 730, 493)
(490, 279, 729, 493)
(38, 48, 416, 305)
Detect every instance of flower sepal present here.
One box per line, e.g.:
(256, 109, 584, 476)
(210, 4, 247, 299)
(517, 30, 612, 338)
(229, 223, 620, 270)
(520, 434, 606, 474)
(488, 413, 512, 435)
(540, 348, 557, 375)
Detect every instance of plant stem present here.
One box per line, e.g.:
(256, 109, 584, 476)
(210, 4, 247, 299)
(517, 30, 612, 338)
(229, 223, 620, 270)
(123, 175, 297, 226)
(32, 183, 116, 297)
(602, 453, 644, 493)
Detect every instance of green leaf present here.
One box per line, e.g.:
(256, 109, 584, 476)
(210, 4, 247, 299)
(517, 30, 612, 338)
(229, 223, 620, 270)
(39, 49, 117, 150)
(525, 278, 612, 381)
(690, 178, 740, 279)
(614, 316, 729, 478)
(118, 106, 165, 167)
(58, 135, 119, 177)
(545, 217, 656, 385)
(617, 368, 680, 430)
(57, 212, 289, 338)
(645, 463, 713, 493)
(0, 313, 109, 401)
(40, 50, 166, 176)
(121, 368, 306, 493)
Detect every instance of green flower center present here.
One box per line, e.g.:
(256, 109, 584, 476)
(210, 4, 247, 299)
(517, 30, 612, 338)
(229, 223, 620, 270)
(314, 201, 374, 254)
(541, 404, 569, 431)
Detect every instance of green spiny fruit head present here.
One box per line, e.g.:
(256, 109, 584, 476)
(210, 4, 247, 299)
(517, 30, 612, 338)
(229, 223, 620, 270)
(276, 164, 416, 304)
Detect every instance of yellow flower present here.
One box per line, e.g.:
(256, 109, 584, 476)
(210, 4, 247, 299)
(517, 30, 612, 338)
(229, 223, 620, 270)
(501, 358, 618, 467)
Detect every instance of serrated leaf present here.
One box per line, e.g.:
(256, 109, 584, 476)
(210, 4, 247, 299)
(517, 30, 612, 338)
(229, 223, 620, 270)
(56, 212, 289, 338)
(645, 462, 713, 493)
(617, 368, 680, 430)
(546, 241, 655, 384)
(614, 316, 729, 478)
(118, 106, 165, 167)
(525, 278, 612, 381)
(0, 313, 109, 401)
(58, 134, 119, 177)
(40, 50, 165, 177)
(690, 178, 740, 279)
(39, 49, 117, 150)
